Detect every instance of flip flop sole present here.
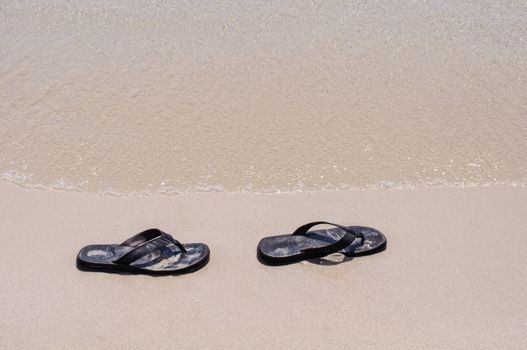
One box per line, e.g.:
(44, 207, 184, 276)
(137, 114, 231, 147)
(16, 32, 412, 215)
(77, 243, 210, 275)
(257, 225, 386, 265)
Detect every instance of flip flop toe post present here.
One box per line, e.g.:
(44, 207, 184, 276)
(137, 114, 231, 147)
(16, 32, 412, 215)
(339, 226, 387, 256)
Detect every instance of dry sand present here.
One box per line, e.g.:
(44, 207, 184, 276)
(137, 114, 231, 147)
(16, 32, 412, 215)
(1, 180, 526, 349)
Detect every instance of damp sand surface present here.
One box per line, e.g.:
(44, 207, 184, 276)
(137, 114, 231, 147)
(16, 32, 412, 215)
(1, 1, 526, 194)
(0, 181, 527, 349)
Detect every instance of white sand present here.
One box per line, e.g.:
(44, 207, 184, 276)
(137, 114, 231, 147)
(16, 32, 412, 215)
(1, 181, 526, 349)
(1, 1, 527, 348)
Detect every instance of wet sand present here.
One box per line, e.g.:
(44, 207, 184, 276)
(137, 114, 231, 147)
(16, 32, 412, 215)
(1, 181, 526, 349)
(1, 1, 526, 194)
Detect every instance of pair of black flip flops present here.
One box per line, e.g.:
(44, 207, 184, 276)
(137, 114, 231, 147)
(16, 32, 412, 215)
(77, 221, 387, 275)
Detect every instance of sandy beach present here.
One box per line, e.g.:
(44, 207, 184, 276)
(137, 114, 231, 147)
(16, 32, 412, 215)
(1, 1, 527, 349)
(1, 1, 526, 194)
(1, 181, 526, 349)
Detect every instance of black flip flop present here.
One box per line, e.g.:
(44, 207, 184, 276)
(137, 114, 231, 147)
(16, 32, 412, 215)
(257, 221, 387, 265)
(77, 228, 210, 275)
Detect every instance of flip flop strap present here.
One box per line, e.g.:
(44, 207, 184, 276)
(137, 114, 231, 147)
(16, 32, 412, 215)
(293, 221, 363, 255)
(115, 229, 187, 265)
(120, 228, 166, 247)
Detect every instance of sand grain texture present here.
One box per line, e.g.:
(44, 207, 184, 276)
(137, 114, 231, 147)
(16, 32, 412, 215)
(1, 0, 526, 193)
(0, 182, 526, 349)
(1, 1, 527, 348)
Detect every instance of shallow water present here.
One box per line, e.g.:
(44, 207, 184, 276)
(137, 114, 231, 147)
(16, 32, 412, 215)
(1, 1, 526, 195)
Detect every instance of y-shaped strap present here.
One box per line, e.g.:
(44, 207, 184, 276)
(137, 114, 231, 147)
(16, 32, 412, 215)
(293, 221, 363, 255)
(115, 229, 187, 265)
